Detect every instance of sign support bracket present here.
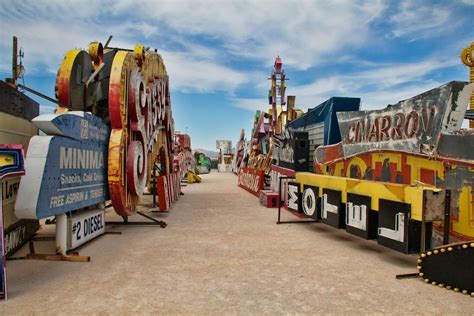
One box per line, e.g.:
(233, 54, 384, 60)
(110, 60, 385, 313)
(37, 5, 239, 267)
(8, 239, 90, 262)
(106, 211, 167, 228)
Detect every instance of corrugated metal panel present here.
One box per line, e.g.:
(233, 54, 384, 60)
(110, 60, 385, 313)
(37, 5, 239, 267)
(287, 97, 360, 145)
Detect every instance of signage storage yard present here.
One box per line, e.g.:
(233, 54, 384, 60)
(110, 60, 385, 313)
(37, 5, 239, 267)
(0, 5, 473, 312)
(3, 172, 474, 313)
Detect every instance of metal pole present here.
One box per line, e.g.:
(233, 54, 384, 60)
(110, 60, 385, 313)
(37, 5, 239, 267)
(18, 84, 59, 104)
(55, 214, 68, 255)
(105, 47, 133, 52)
(277, 176, 295, 224)
(12, 36, 17, 87)
(443, 190, 451, 245)
(421, 191, 427, 253)
(104, 35, 113, 48)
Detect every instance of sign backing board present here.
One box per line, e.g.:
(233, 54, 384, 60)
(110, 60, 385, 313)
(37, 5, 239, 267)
(15, 136, 108, 219)
(55, 208, 105, 254)
(70, 209, 105, 249)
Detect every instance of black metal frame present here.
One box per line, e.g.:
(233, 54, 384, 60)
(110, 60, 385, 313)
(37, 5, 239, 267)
(443, 190, 451, 245)
(396, 189, 451, 280)
(276, 176, 318, 224)
(151, 163, 159, 208)
(395, 273, 419, 279)
(106, 211, 167, 228)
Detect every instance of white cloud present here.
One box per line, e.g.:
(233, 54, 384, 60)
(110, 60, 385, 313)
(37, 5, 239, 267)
(231, 97, 269, 112)
(240, 58, 457, 112)
(0, 0, 468, 100)
(357, 81, 442, 110)
(117, 0, 387, 70)
(289, 78, 445, 112)
(162, 50, 247, 93)
(0, 0, 137, 75)
(0, 1, 249, 94)
(40, 0, 385, 71)
(232, 56, 456, 113)
(0, 23, 99, 74)
(352, 59, 457, 88)
(389, 1, 455, 41)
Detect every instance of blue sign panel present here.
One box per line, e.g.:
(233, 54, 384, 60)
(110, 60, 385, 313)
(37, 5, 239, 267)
(33, 111, 108, 144)
(39, 137, 107, 218)
(15, 112, 109, 219)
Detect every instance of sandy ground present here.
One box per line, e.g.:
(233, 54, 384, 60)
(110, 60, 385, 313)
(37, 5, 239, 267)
(2, 172, 474, 314)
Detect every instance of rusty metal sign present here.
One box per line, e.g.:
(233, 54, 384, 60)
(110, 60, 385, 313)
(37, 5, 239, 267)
(423, 190, 445, 221)
(336, 81, 473, 158)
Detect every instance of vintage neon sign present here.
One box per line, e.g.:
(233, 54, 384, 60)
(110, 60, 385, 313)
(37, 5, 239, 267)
(0, 144, 25, 300)
(238, 167, 264, 196)
(345, 107, 436, 144)
(156, 172, 181, 212)
(269, 165, 294, 208)
(335, 81, 472, 158)
(54, 42, 174, 216)
(108, 49, 171, 216)
(15, 112, 109, 219)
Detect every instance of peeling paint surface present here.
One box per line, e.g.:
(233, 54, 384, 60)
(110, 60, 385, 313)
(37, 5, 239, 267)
(313, 81, 474, 242)
(337, 82, 472, 158)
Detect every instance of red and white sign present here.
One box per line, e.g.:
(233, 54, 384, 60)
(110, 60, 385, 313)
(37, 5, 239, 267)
(270, 165, 295, 208)
(156, 172, 181, 211)
(238, 167, 264, 196)
(259, 190, 279, 208)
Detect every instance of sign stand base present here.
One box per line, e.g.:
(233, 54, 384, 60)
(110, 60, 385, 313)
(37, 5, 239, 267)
(9, 239, 90, 262)
(7, 231, 122, 262)
(26, 253, 90, 262)
(106, 211, 167, 228)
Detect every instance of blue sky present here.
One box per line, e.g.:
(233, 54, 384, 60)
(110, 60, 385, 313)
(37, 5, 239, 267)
(1, 0, 473, 150)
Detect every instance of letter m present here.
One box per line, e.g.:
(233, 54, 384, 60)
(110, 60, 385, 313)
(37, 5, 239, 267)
(60, 147, 73, 169)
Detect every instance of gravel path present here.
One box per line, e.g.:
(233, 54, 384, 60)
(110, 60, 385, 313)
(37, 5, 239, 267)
(3, 172, 473, 314)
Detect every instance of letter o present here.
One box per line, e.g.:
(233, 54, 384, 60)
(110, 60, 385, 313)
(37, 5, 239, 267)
(302, 187, 316, 217)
